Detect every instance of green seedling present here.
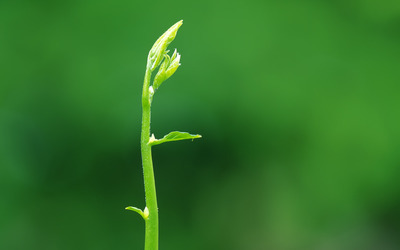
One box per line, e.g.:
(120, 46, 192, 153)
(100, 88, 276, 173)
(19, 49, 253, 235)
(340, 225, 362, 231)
(125, 20, 201, 250)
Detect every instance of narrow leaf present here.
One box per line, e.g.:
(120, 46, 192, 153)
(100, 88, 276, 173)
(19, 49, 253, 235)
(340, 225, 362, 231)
(125, 206, 146, 220)
(149, 131, 201, 146)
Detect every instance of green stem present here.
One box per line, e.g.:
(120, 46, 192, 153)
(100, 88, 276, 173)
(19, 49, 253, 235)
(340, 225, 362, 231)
(141, 68, 158, 250)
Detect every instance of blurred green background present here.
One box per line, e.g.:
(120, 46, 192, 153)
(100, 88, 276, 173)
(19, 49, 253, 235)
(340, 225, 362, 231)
(1, 0, 400, 249)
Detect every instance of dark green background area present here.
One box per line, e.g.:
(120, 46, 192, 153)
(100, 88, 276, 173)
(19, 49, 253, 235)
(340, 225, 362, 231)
(1, 0, 400, 249)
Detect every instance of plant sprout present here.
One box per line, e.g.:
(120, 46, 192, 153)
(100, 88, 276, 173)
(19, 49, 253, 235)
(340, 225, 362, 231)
(126, 20, 201, 250)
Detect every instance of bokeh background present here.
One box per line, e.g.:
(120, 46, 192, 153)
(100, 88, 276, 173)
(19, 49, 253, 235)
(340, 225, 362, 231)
(1, 0, 400, 249)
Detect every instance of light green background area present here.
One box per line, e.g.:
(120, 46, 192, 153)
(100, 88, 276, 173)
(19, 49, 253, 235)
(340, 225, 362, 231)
(1, 0, 399, 249)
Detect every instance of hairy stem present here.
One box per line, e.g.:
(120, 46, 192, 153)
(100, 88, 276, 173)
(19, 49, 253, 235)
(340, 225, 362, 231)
(141, 68, 158, 250)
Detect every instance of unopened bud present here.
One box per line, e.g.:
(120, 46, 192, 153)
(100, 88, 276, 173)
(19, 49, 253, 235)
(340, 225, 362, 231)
(165, 49, 181, 79)
(149, 86, 155, 103)
(153, 54, 170, 90)
(143, 207, 149, 219)
(152, 49, 181, 90)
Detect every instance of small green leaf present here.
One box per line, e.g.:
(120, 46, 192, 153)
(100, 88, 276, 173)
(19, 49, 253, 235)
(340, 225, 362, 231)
(149, 131, 201, 146)
(126, 206, 147, 220)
